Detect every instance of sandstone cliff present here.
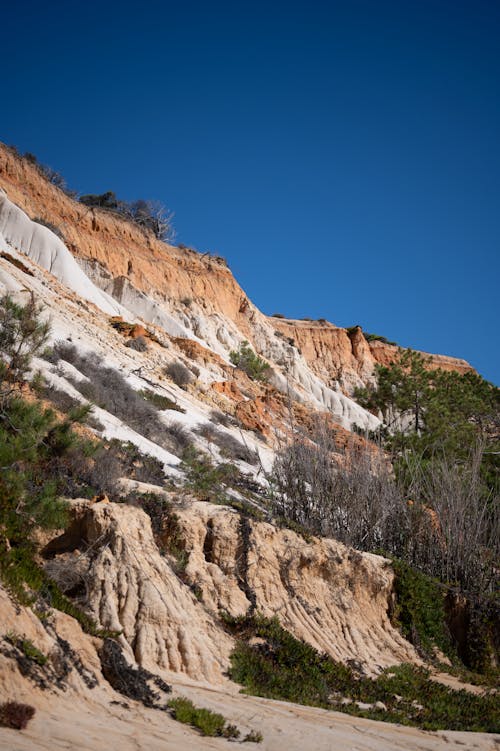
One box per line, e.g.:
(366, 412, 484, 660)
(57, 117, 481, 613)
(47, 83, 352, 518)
(0, 143, 472, 424)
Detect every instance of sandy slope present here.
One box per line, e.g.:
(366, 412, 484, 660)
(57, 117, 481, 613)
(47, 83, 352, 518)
(0, 681, 497, 751)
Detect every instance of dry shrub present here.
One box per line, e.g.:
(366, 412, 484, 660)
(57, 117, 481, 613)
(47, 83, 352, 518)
(165, 361, 193, 389)
(195, 424, 257, 464)
(126, 336, 148, 352)
(0, 701, 36, 730)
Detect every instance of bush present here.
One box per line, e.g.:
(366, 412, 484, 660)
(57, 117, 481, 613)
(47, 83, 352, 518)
(165, 362, 193, 389)
(139, 389, 185, 412)
(225, 614, 500, 732)
(181, 447, 239, 502)
(229, 341, 270, 383)
(168, 696, 233, 737)
(209, 409, 237, 427)
(364, 332, 398, 346)
(195, 424, 257, 465)
(0, 701, 35, 730)
(125, 336, 148, 352)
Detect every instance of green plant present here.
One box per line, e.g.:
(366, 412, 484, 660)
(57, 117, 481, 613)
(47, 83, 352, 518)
(243, 730, 264, 743)
(168, 696, 234, 737)
(225, 614, 500, 732)
(390, 559, 453, 659)
(5, 632, 47, 665)
(181, 446, 239, 501)
(229, 341, 270, 382)
(364, 332, 398, 345)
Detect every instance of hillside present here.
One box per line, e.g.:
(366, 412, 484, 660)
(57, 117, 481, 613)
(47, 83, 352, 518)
(0, 144, 497, 750)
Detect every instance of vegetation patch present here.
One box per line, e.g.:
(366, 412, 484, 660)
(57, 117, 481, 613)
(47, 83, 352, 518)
(99, 639, 171, 708)
(168, 696, 243, 739)
(364, 332, 398, 345)
(165, 361, 193, 389)
(5, 632, 47, 666)
(390, 559, 453, 660)
(181, 446, 240, 502)
(0, 701, 35, 730)
(230, 341, 271, 382)
(224, 614, 500, 732)
(139, 388, 185, 412)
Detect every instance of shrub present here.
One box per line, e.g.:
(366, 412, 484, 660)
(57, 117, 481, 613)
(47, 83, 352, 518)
(390, 559, 453, 660)
(139, 389, 185, 412)
(195, 424, 257, 465)
(243, 730, 263, 743)
(165, 362, 193, 389)
(88, 441, 166, 492)
(125, 336, 148, 352)
(225, 614, 500, 732)
(229, 341, 270, 382)
(41, 382, 81, 414)
(168, 696, 231, 737)
(209, 409, 237, 427)
(0, 701, 35, 730)
(5, 633, 47, 665)
(271, 312, 285, 318)
(364, 332, 398, 346)
(181, 447, 239, 501)
(165, 420, 191, 453)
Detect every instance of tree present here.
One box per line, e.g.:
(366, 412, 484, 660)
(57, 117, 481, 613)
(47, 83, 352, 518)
(355, 349, 500, 475)
(129, 199, 175, 242)
(0, 295, 89, 549)
(0, 294, 50, 408)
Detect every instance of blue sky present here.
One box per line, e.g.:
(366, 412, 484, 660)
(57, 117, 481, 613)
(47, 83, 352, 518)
(2, 0, 499, 383)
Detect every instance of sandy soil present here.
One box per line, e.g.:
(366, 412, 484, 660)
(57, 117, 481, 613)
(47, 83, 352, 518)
(1, 676, 498, 751)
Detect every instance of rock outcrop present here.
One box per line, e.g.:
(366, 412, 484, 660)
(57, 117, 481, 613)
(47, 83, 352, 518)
(44, 499, 233, 684)
(174, 501, 418, 674)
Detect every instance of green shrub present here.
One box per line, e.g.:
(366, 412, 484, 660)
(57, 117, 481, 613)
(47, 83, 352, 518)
(225, 614, 500, 732)
(391, 558, 453, 660)
(5, 633, 47, 666)
(364, 332, 397, 345)
(229, 341, 270, 382)
(168, 696, 227, 736)
(181, 446, 239, 501)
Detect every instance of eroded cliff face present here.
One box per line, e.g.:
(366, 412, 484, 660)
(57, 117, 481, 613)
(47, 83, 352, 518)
(271, 320, 474, 394)
(0, 143, 473, 412)
(42, 498, 417, 680)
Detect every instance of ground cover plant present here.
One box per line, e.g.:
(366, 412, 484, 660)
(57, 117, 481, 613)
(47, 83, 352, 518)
(168, 696, 259, 741)
(224, 614, 500, 732)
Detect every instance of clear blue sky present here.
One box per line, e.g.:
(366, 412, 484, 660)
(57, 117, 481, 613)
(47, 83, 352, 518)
(2, 0, 499, 383)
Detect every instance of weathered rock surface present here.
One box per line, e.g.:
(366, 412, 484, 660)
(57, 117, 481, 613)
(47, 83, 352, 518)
(175, 501, 418, 673)
(44, 499, 233, 683)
